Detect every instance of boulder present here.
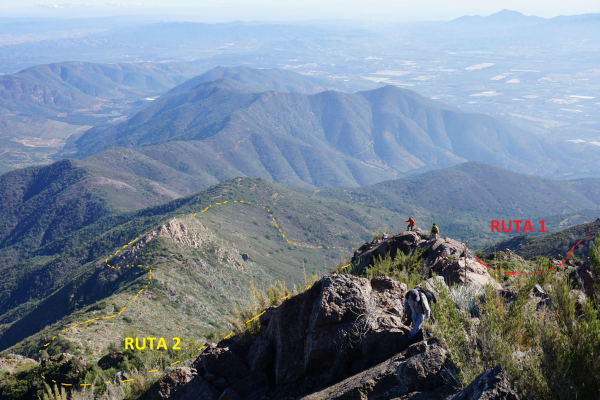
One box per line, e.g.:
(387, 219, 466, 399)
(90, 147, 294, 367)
(351, 231, 423, 272)
(569, 264, 596, 300)
(313, 274, 372, 328)
(359, 327, 411, 366)
(226, 371, 269, 399)
(259, 306, 277, 327)
(498, 286, 517, 303)
(449, 365, 520, 400)
(98, 352, 124, 370)
(370, 276, 407, 315)
(247, 336, 273, 372)
(200, 344, 251, 381)
(138, 367, 220, 400)
(217, 388, 240, 400)
(299, 351, 405, 400)
(396, 344, 458, 395)
(299, 339, 455, 400)
(264, 274, 411, 389)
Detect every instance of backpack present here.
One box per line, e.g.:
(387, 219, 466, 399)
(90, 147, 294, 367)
(415, 287, 436, 322)
(431, 226, 439, 234)
(415, 287, 437, 305)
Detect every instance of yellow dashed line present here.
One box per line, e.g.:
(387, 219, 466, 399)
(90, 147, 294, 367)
(224, 332, 233, 339)
(246, 310, 266, 324)
(171, 361, 180, 366)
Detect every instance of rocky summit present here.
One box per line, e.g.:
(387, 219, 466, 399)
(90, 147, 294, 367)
(137, 231, 517, 400)
(351, 231, 500, 289)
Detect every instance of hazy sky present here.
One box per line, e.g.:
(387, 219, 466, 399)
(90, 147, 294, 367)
(1, 0, 599, 21)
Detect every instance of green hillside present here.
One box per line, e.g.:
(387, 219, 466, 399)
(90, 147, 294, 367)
(310, 162, 600, 244)
(484, 218, 600, 260)
(0, 177, 398, 352)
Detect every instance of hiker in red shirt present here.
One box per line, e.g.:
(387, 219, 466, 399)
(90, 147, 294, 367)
(405, 217, 416, 231)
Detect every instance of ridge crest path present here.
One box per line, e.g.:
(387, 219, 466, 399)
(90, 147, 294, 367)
(33, 202, 592, 389)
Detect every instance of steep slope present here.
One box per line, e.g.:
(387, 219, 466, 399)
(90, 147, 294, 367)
(0, 177, 398, 352)
(66, 79, 568, 186)
(0, 159, 188, 273)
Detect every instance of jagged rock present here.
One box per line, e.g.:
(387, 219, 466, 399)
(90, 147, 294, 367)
(422, 276, 447, 293)
(351, 233, 500, 290)
(529, 284, 551, 311)
(241, 253, 249, 261)
(265, 274, 411, 389)
(259, 306, 277, 327)
(313, 274, 371, 328)
(396, 344, 458, 395)
(360, 327, 411, 366)
(371, 276, 407, 315)
(226, 371, 269, 399)
(352, 232, 423, 272)
(449, 365, 519, 400)
(200, 344, 251, 381)
(138, 367, 220, 400)
(569, 264, 596, 300)
(98, 352, 124, 370)
(299, 339, 455, 400)
(247, 337, 273, 372)
(498, 286, 517, 303)
(299, 350, 405, 400)
(530, 284, 548, 299)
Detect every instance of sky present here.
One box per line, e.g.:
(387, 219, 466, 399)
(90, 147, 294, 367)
(1, 0, 599, 21)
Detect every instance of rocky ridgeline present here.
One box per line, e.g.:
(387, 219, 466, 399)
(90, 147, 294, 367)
(352, 231, 500, 289)
(138, 232, 518, 399)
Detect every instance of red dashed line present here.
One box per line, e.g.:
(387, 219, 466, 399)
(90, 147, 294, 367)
(474, 226, 593, 275)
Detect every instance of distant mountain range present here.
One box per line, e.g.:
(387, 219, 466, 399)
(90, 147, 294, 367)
(62, 66, 581, 188)
(445, 9, 600, 41)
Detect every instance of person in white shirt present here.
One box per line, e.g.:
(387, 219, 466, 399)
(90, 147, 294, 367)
(403, 289, 431, 341)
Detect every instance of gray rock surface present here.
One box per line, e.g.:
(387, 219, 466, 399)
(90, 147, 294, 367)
(138, 367, 220, 400)
(449, 365, 520, 400)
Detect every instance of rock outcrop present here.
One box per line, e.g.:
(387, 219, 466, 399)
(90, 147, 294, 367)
(138, 367, 220, 400)
(300, 339, 459, 400)
(568, 264, 596, 300)
(351, 232, 500, 289)
(449, 365, 520, 400)
(150, 274, 413, 399)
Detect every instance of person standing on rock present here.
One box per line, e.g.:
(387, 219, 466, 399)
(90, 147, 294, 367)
(430, 223, 439, 240)
(405, 217, 416, 231)
(403, 289, 431, 342)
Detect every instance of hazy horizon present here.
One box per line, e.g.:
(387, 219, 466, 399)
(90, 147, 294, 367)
(1, 1, 599, 22)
